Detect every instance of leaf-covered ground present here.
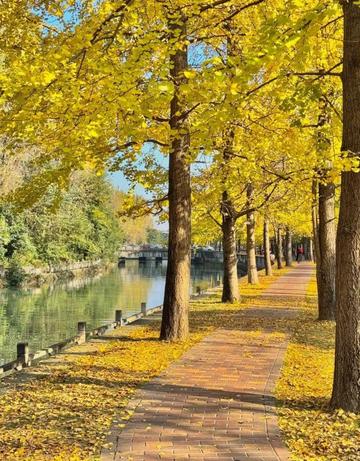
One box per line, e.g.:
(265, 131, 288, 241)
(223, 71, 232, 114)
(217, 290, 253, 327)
(276, 278, 360, 461)
(1, 267, 359, 461)
(0, 269, 284, 461)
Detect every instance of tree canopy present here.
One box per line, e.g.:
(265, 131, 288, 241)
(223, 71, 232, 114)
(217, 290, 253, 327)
(1, 0, 360, 411)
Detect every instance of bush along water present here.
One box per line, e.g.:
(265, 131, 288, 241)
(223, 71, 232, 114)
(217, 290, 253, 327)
(0, 172, 123, 287)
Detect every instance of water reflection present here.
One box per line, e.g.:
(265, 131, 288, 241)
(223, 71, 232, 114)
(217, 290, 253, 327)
(0, 261, 223, 365)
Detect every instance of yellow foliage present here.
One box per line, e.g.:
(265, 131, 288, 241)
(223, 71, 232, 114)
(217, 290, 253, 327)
(0, 268, 284, 461)
(1, 270, 357, 461)
(276, 278, 360, 461)
(0, 325, 203, 461)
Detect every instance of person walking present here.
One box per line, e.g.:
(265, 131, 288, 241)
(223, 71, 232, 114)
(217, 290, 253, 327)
(296, 245, 304, 263)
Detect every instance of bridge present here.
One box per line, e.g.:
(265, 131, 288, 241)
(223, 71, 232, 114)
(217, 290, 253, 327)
(118, 246, 265, 271)
(119, 247, 168, 262)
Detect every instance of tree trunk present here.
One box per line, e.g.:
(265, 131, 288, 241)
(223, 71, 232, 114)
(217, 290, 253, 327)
(317, 181, 336, 321)
(160, 15, 190, 341)
(221, 192, 239, 303)
(311, 179, 320, 264)
(280, 231, 284, 263)
(309, 238, 314, 262)
(219, 115, 239, 302)
(237, 238, 241, 253)
(275, 227, 283, 269)
(270, 237, 276, 255)
(285, 227, 293, 267)
(263, 219, 272, 276)
(303, 238, 308, 261)
(247, 212, 259, 284)
(246, 184, 259, 284)
(331, 1, 360, 411)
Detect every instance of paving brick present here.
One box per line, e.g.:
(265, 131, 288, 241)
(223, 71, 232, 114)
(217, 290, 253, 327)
(102, 264, 313, 461)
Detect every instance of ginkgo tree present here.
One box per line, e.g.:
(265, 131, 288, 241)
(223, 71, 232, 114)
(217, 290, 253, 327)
(192, 103, 317, 299)
(2, 0, 360, 415)
(279, 3, 342, 321)
(261, 0, 360, 412)
(1, 0, 284, 340)
(330, 0, 360, 413)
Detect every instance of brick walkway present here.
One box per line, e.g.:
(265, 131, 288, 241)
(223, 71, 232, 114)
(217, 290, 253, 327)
(102, 264, 314, 461)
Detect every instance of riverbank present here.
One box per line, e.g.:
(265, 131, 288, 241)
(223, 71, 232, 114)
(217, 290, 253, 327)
(0, 268, 285, 461)
(0, 259, 115, 289)
(0, 261, 225, 367)
(2, 265, 356, 461)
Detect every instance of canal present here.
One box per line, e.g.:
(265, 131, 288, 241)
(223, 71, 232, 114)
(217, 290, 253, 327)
(0, 261, 224, 366)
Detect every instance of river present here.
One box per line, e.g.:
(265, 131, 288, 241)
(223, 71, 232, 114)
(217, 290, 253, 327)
(0, 261, 224, 366)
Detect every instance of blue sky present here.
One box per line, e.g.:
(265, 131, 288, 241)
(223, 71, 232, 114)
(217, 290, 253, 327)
(109, 170, 144, 194)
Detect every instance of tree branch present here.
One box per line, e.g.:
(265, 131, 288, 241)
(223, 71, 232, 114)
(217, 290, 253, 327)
(322, 94, 343, 122)
(287, 62, 343, 80)
(320, 15, 343, 30)
(207, 210, 222, 228)
(199, 0, 233, 13)
(215, 0, 266, 23)
(233, 180, 281, 219)
(144, 139, 169, 147)
(113, 138, 169, 151)
(177, 103, 202, 121)
(90, 0, 134, 46)
(291, 71, 342, 78)
(151, 115, 170, 123)
(246, 76, 279, 97)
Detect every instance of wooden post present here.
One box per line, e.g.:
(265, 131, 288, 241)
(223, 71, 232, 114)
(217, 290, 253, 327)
(77, 321, 86, 344)
(17, 342, 30, 365)
(141, 302, 147, 315)
(115, 309, 123, 325)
